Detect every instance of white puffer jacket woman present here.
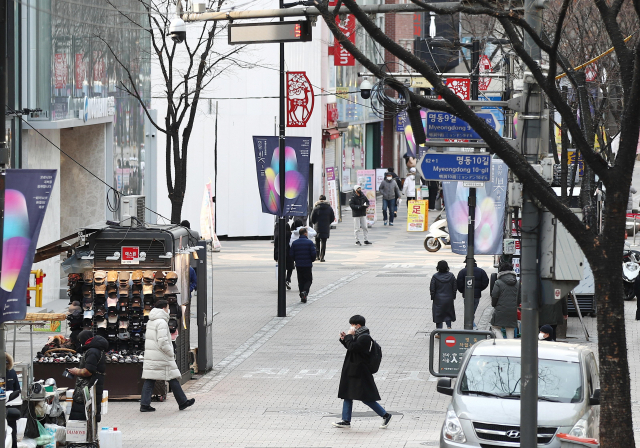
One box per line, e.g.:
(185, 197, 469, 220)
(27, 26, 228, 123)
(142, 308, 180, 381)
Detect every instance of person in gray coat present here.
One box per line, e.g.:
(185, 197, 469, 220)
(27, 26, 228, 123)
(377, 173, 401, 226)
(430, 260, 457, 335)
(490, 264, 520, 339)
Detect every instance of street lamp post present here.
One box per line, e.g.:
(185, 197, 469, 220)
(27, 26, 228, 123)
(277, 0, 287, 318)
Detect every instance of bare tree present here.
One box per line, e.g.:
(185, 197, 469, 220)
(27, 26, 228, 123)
(314, 0, 639, 445)
(102, 0, 248, 223)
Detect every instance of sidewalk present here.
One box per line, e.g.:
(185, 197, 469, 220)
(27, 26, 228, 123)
(12, 202, 640, 446)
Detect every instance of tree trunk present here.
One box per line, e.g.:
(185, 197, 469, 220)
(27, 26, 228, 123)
(591, 252, 635, 447)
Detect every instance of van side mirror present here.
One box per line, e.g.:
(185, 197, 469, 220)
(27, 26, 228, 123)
(589, 388, 600, 406)
(437, 378, 454, 396)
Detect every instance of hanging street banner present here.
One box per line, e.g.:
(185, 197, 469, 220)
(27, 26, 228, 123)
(325, 168, 339, 225)
(334, 15, 356, 66)
(418, 152, 492, 182)
(407, 200, 428, 232)
(356, 170, 377, 226)
(0, 169, 57, 322)
(442, 160, 508, 255)
(286, 72, 314, 127)
(253, 136, 311, 217)
(425, 111, 501, 140)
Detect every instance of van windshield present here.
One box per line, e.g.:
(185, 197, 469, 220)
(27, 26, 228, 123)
(459, 356, 583, 403)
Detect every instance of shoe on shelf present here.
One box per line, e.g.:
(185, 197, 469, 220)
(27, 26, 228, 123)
(355, 241, 362, 246)
(380, 413, 392, 429)
(179, 398, 195, 411)
(332, 420, 351, 429)
(364, 241, 373, 245)
(285, 281, 291, 290)
(140, 405, 156, 412)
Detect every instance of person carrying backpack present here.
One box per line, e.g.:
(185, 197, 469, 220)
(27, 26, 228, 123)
(333, 315, 392, 430)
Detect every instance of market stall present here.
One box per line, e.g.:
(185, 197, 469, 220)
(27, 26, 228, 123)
(34, 224, 198, 398)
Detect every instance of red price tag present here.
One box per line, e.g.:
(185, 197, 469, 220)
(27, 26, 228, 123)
(121, 246, 140, 264)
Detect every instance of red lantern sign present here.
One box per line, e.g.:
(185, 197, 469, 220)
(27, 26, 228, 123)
(334, 15, 356, 66)
(286, 72, 314, 127)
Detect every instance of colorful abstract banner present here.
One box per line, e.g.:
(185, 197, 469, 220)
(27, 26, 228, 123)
(253, 136, 311, 216)
(356, 169, 377, 226)
(0, 169, 57, 322)
(442, 160, 507, 255)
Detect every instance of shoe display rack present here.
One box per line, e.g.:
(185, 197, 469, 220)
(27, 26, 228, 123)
(34, 269, 185, 398)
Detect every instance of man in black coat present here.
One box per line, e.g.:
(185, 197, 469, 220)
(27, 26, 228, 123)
(456, 259, 489, 328)
(68, 330, 108, 422)
(310, 195, 335, 262)
(349, 185, 372, 246)
(333, 315, 392, 429)
(274, 221, 294, 289)
(290, 227, 316, 303)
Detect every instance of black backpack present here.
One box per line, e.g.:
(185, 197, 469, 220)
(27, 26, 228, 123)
(368, 338, 382, 374)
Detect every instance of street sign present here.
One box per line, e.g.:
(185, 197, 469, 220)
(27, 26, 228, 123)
(463, 181, 485, 187)
(228, 21, 312, 44)
(425, 111, 499, 139)
(429, 329, 493, 377)
(418, 152, 491, 182)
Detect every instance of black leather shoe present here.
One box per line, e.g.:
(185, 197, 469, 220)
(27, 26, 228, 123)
(140, 405, 156, 412)
(179, 398, 195, 410)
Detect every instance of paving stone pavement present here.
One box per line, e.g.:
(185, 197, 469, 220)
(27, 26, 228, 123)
(10, 201, 640, 446)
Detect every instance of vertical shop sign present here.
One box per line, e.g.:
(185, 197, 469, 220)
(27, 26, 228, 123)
(252, 136, 312, 216)
(54, 54, 68, 89)
(360, 147, 365, 168)
(286, 72, 314, 127)
(334, 15, 356, 66)
(326, 168, 339, 225)
(0, 170, 57, 322)
(407, 200, 428, 231)
(75, 54, 85, 88)
(356, 170, 377, 226)
(326, 103, 339, 128)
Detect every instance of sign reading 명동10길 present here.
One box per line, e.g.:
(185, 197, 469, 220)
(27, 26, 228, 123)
(286, 72, 314, 127)
(419, 152, 491, 182)
(407, 200, 428, 232)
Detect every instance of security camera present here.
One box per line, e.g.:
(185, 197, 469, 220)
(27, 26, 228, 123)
(360, 78, 372, 100)
(169, 18, 186, 44)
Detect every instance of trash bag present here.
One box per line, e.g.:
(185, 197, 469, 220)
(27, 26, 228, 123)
(33, 421, 53, 446)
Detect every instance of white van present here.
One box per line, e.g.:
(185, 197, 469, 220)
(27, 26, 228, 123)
(437, 339, 600, 447)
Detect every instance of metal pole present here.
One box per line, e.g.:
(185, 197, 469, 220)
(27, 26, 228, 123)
(521, 0, 543, 443)
(0, 0, 8, 442)
(464, 39, 480, 331)
(277, 0, 287, 318)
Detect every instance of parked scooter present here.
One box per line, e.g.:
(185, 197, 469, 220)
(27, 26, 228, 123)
(622, 248, 640, 300)
(424, 209, 450, 252)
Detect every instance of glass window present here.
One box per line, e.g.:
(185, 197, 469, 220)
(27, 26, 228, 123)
(459, 355, 583, 403)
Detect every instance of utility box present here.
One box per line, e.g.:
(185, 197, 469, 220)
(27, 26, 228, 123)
(539, 210, 584, 305)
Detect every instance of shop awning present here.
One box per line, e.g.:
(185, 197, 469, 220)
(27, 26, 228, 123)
(323, 129, 340, 140)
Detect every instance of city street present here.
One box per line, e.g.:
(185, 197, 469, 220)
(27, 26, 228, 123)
(79, 202, 638, 447)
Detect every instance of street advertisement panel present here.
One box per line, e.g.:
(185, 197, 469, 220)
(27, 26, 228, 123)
(334, 15, 356, 66)
(375, 168, 387, 191)
(357, 170, 377, 226)
(442, 160, 507, 255)
(253, 136, 312, 216)
(0, 170, 57, 322)
(200, 181, 221, 250)
(407, 200, 428, 232)
(326, 168, 339, 225)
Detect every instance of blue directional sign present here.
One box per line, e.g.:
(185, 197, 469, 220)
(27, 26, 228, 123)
(396, 111, 408, 132)
(418, 152, 492, 182)
(425, 111, 500, 139)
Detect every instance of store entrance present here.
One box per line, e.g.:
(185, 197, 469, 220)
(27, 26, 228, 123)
(366, 123, 382, 169)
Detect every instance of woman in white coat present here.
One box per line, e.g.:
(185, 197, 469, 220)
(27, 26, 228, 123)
(140, 300, 195, 412)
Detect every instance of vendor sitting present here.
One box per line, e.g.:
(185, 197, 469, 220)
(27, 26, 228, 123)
(68, 331, 107, 423)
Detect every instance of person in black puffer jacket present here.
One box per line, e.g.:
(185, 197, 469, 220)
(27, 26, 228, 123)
(430, 260, 457, 333)
(68, 330, 108, 422)
(490, 264, 520, 339)
(349, 185, 372, 246)
(310, 195, 336, 262)
(289, 227, 317, 302)
(274, 221, 295, 289)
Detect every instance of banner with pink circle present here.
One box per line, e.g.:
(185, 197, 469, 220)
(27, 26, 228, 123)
(0, 169, 56, 322)
(442, 160, 508, 255)
(253, 136, 311, 217)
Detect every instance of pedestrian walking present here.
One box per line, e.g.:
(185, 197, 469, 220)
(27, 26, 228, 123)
(68, 330, 108, 422)
(490, 263, 520, 339)
(402, 167, 417, 203)
(456, 259, 489, 328)
(349, 185, 372, 246)
(140, 300, 195, 412)
(290, 218, 317, 245)
(378, 172, 401, 226)
(310, 195, 335, 262)
(386, 167, 401, 218)
(538, 296, 568, 341)
(290, 227, 316, 302)
(274, 221, 295, 290)
(431, 260, 457, 336)
(332, 315, 392, 430)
